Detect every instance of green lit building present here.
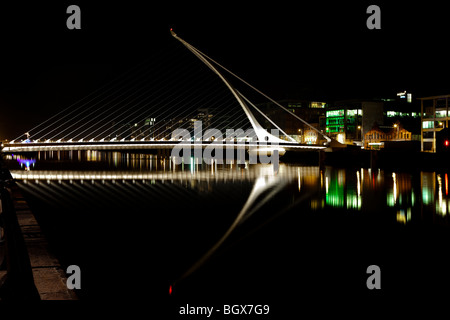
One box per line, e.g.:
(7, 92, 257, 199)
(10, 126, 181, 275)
(325, 106, 363, 144)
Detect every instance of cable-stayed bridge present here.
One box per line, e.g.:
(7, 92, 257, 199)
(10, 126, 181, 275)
(2, 31, 334, 155)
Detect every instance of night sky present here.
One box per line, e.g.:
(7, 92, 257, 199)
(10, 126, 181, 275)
(1, 1, 449, 139)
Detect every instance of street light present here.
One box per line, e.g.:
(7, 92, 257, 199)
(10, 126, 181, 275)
(393, 123, 399, 140)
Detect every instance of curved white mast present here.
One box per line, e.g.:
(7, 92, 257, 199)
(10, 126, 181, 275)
(171, 29, 289, 144)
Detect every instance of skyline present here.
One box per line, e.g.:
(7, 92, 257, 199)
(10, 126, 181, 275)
(1, 2, 450, 139)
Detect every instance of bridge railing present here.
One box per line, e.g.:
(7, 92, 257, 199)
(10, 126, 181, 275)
(0, 167, 40, 301)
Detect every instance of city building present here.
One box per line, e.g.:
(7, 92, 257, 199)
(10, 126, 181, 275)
(325, 101, 368, 145)
(328, 92, 420, 146)
(259, 99, 327, 144)
(382, 90, 421, 142)
(256, 92, 420, 147)
(419, 94, 450, 152)
(364, 121, 413, 150)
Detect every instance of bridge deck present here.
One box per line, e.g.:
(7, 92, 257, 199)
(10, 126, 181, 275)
(2, 141, 326, 153)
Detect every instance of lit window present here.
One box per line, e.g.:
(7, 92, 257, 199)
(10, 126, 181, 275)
(347, 109, 358, 116)
(407, 93, 412, 103)
(387, 111, 396, 117)
(436, 110, 447, 118)
(326, 110, 344, 117)
(310, 102, 326, 108)
(422, 121, 434, 129)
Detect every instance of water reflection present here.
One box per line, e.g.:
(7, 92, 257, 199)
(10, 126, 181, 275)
(6, 151, 450, 299)
(7, 150, 450, 226)
(317, 168, 449, 224)
(4, 154, 37, 171)
(322, 168, 362, 210)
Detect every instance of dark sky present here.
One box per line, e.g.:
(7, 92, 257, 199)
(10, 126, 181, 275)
(1, 1, 449, 139)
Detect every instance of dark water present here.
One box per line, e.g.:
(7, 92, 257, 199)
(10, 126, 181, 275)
(5, 151, 450, 314)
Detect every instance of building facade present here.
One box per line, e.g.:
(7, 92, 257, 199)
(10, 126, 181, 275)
(329, 92, 420, 147)
(259, 100, 327, 144)
(364, 122, 413, 150)
(325, 102, 366, 145)
(419, 94, 450, 152)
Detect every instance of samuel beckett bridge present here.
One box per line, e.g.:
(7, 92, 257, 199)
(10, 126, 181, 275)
(2, 30, 338, 156)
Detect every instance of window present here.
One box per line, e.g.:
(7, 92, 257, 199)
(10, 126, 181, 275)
(326, 110, 344, 117)
(436, 110, 447, 118)
(310, 102, 326, 108)
(387, 111, 397, 117)
(422, 121, 434, 129)
(347, 109, 358, 116)
(407, 93, 412, 103)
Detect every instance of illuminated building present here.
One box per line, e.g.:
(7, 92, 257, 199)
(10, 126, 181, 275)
(325, 104, 363, 145)
(329, 93, 420, 147)
(259, 100, 327, 143)
(364, 122, 413, 150)
(418, 94, 450, 152)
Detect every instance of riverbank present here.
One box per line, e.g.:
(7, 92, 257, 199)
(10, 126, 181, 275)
(0, 160, 77, 300)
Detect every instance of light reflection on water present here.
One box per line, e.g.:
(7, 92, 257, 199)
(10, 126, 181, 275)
(5, 151, 450, 300)
(6, 150, 450, 226)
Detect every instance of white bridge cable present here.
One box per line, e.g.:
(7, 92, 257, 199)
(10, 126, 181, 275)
(199, 101, 253, 136)
(72, 39, 246, 141)
(97, 78, 233, 141)
(194, 95, 258, 134)
(172, 32, 289, 144)
(46, 64, 166, 141)
(21, 63, 151, 141)
(149, 95, 233, 140)
(126, 78, 242, 141)
(131, 70, 251, 139)
(89, 60, 235, 141)
(18, 46, 178, 141)
(89, 57, 237, 140)
(148, 87, 250, 139)
(55, 52, 203, 141)
(191, 41, 331, 143)
(47, 44, 212, 141)
(46, 46, 197, 141)
(150, 80, 255, 140)
(196, 99, 259, 139)
(154, 88, 276, 142)
(153, 85, 271, 141)
(31, 57, 174, 141)
(237, 90, 296, 142)
(36, 41, 196, 138)
(156, 93, 247, 140)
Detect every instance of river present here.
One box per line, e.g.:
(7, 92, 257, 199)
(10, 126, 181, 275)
(4, 150, 450, 313)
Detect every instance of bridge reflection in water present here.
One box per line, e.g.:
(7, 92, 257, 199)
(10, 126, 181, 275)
(8, 151, 450, 227)
(8, 150, 450, 226)
(5, 151, 450, 302)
